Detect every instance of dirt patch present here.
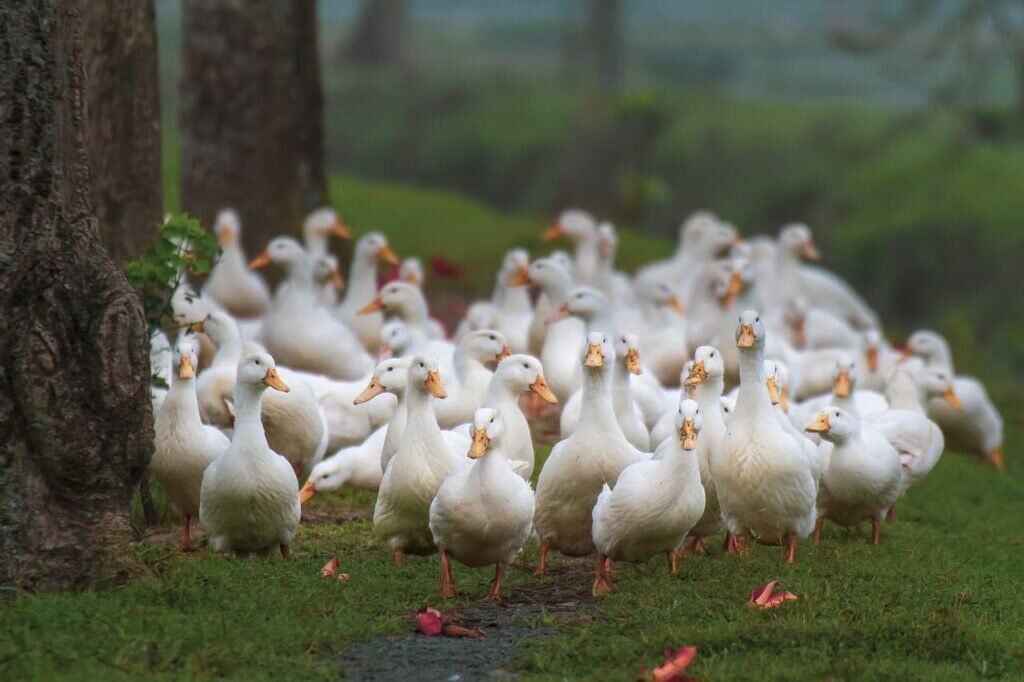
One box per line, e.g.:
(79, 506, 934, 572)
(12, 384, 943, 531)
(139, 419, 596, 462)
(338, 568, 595, 681)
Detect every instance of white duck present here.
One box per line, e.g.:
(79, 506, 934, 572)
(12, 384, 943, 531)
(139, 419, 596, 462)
(491, 249, 533, 354)
(521, 256, 584, 403)
(533, 333, 647, 573)
(560, 333, 650, 451)
(361, 281, 449, 355)
(541, 208, 599, 285)
(372, 355, 464, 565)
(300, 425, 387, 504)
(255, 237, 373, 380)
(712, 310, 818, 563)
(905, 330, 1004, 470)
(336, 232, 399, 352)
(152, 338, 230, 550)
(479, 354, 559, 480)
(199, 353, 300, 557)
(591, 398, 705, 594)
(434, 330, 511, 429)
(202, 209, 271, 319)
(429, 408, 535, 601)
(302, 207, 350, 259)
(593, 222, 633, 305)
(806, 406, 901, 545)
(351, 358, 412, 473)
(311, 254, 344, 308)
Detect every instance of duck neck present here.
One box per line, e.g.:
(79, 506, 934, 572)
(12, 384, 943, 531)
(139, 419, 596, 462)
(885, 371, 922, 411)
(405, 382, 438, 431)
(164, 374, 203, 426)
(579, 365, 617, 431)
(211, 323, 244, 367)
(736, 344, 773, 416)
(305, 232, 328, 259)
(583, 307, 614, 336)
(695, 375, 726, 431)
(831, 392, 859, 418)
(484, 376, 521, 411)
(344, 253, 378, 308)
(232, 382, 268, 437)
(611, 359, 635, 416)
(539, 271, 573, 304)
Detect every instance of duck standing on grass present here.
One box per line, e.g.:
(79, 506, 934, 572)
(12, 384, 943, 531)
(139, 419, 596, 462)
(429, 409, 534, 601)
(200, 353, 300, 558)
(591, 399, 705, 595)
(152, 339, 230, 551)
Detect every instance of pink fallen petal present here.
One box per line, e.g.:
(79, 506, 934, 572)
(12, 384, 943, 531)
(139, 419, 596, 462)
(763, 590, 798, 608)
(415, 607, 444, 637)
(749, 581, 779, 606)
(647, 645, 697, 682)
(320, 556, 339, 577)
(336, 572, 351, 583)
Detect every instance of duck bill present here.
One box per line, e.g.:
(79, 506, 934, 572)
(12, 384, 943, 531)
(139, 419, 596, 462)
(353, 377, 384, 405)
(529, 374, 558, 404)
(377, 244, 399, 266)
(358, 296, 384, 315)
(679, 419, 698, 451)
(866, 347, 879, 372)
(496, 345, 512, 362)
(404, 271, 421, 286)
(833, 371, 851, 398)
(178, 356, 195, 379)
(467, 428, 489, 458)
(766, 377, 782, 406)
(540, 223, 563, 241)
(330, 219, 351, 240)
(725, 271, 745, 304)
(584, 343, 604, 368)
(217, 226, 234, 247)
(800, 240, 821, 261)
(546, 302, 570, 324)
(943, 386, 963, 411)
(805, 413, 830, 433)
(780, 387, 790, 413)
(188, 320, 205, 333)
(684, 360, 706, 387)
(298, 479, 317, 505)
(736, 324, 755, 348)
(897, 347, 914, 364)
(263, 367, 290, 392)
(667, 295, 685, 316)
(507, 264, 531, 287)
(249, 249, 272, 269)
(625, 348, 643, 375)
(425, 370, 447, 398)
(329, 269, 345, 291)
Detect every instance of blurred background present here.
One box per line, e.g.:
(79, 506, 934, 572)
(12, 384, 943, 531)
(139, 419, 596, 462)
(157, 0, 1024, 388)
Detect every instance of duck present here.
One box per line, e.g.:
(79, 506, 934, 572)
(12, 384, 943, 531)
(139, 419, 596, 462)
(336, 232, 399, 353)
(434, 330, 510, 429)
(398, 257, 449, 340)
(428, 408, 535, 601)
(618, 273, 689, 386)
(551, 286, 617, 336)
(149, 329, 173, 413)
(534, 332, 647, 573)
(478, 354, 559, 480)
(254, 237, 373, 380)
(560, 332, 650, 451)
(191, 310, 328, 479)
(350, 358, 412, 473)
(491, 249, 533, 353)
(782, 296, 859, 351)
(152, 338, 230, 550)
(591, 398, 705, 594)
(520, 256, 584, 403)
(541, 209, 599, 285)
(302, 207, 350, 259)
(311, 254, 344, 308)
(711, 310, 818, 563)
(806, 406, 901, 545)
(593, 222, 634, 305)
(199, 353, 300, 558)
(905, 330, 1004, 470)
(675, 346, 729, 553)
(361, 281, 450, 354)
(373, 355, 465, 565)
(300, 425, 387, 504)
(858, 330, 900, 392)
(202, 209, 271, 319)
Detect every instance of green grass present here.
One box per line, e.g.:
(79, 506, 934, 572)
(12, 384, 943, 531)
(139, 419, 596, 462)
(2, 442, 1022, 680)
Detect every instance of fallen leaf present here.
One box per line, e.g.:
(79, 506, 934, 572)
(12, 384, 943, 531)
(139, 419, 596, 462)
(640, 645, 697, 682)
(415, 607, 444, 636)
(430, 255, 464, 279)
(336, 572, 351, 583)
(321, 556, 339, 577)
(748, 581, 798, 609)
(443, 623, 487, 639)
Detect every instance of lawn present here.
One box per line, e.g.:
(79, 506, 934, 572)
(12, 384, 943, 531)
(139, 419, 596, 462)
(3, 179, 1018, 680)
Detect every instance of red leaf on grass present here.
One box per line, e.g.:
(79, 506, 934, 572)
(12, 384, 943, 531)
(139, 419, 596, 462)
(640, 645, 697, 682)
(764, 590, 798, 607)
(430, 255, 464, 279)
(415, 607, 444, 636)
(321, 556, 339, 577)
(443, 623, 487, 639)
(748, 581, 798, 609)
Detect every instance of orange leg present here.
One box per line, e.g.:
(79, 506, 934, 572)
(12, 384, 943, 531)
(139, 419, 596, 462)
(280, 544, 290, 559)
(592, 553, 613, 595)
(886, 506, 897, 523)
(483, 563, 506, 601)
(871, 518, 881, 546)
(393, 548, 404, 568)
(784, 533, 797, 564)
(534, 537, 549, 576)
(181, 514, 192, 551)
(813, 518, 823, 545)
(677, 536, 706, 557)
(985, 449, 1005, 472)
(666, 550, 677, 575)
(723, 531, 739, 554)
(439, 550, 457, 597)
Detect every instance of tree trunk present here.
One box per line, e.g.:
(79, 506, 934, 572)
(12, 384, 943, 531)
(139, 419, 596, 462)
(343, 0, 408, 69)
(180, 0, 327, 257)
(0, 1, 155, 589)
(81, 0, 163, 263)
(589, 0, 622, 96)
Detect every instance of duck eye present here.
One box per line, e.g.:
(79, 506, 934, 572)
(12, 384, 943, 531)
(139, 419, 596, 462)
(255, 359, 260, 365)
(387, 367, 393, 372)
(522, 363, 529, 369)
(419, 362, 424, 368)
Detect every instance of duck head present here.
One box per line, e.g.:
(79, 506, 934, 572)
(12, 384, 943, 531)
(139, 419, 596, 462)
(521, 256, 571, 291)
(408, 355, 447, 399)
(862, 329, 884, 372)
(400, 257, 424, 287)
(304, 207, 350, 243)
(313, 254, 344, 291)
(354, 232, 399, 267)
(359, 281, 423, 317)
(915, 367, 962, 410)
(354, 358, 411, 404)
(468, 407, 504, 458)
(615, 333, 643, 375)
(541, 209, 595, 243)
(582, 331, 614, 369)
(764, 360, 791, 411)
(805, 407, 856, 443)
(173, 338, 199, 380)
(676, 398, 702, 451)
(681, 360, 696, 398)
(188, 309, 237, 348)
(249, 237, 309, 274)
(832, 359, 857, 398)
(214, 209, 241, 247)
(715, 258, 753, 310)
(686, 345, 725, 389)
(378, 319, 413, 358)
(735, 310, 765, 350)
(778, 223, 820, 261)
(903, 330, 948, 364)
(461, 330, 511, 365)
(494, 354, 558, 404)
(237, 352, 289, 393)
(596, 222, 617, 260)
(548, 286, 608, 325)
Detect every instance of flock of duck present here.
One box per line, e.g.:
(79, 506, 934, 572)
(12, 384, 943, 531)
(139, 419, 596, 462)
(151, 207, 1005, 598)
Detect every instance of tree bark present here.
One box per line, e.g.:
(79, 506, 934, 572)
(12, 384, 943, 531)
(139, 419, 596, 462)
(180, 0, 327, 257)
(343, 0, 408, 69)
(81, 0, 163, 264)
(0, 0, 154, 589)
